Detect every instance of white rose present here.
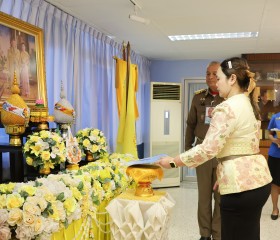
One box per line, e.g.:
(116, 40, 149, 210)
(7, 208, 22, 226)
(0, 209, 9, 225)
(43, 218, 59, 234)
(15, 225, 33, 240)
(0, 223, 11, 240)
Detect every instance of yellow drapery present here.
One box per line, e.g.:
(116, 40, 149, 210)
(52, 200, 111, 240)
(115, 58, 139, 158)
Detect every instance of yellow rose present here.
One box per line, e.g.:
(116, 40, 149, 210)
(91, 145, 99, 153)
(43, 191, 56, 203)
(92, 129, 99, 136)
(20, 186, 36, 196)
(0, 184, 7, 193)
(83, 139, 90, 148)
(26, 157, 33, 166)
(41, 151, 51, 161)
(7, 208, 23, 226)
(6, 183, 16, 192)
(64, 197, 77, 214)
(0, 194, 7, 208)
(6, 193, 24, 209)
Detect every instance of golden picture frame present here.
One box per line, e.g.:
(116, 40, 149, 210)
(0, 11, 47, 108)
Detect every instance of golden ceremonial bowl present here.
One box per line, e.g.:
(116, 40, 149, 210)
(126, 164, 163, 197)
(5, 125, 26, 146)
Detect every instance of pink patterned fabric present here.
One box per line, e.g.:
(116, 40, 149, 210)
(180, 94, 272, 195)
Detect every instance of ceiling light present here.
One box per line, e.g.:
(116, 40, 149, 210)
(129, 14, 150, 25)
(168, 32, 259, 41)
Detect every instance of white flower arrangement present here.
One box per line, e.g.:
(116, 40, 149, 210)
(0, 153, 134, 240)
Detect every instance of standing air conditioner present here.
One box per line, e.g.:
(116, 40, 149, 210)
(150, 82, 182, 187)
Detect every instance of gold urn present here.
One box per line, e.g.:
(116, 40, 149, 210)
(1, 73, 30, 145)
(126, 164, 163, 197)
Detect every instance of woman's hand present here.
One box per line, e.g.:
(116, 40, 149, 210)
(157, 156, 174, 169)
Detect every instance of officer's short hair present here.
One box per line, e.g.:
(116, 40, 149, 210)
(207, 61, 220, 68)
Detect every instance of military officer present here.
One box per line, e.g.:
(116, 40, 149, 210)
(185, 61, 223, 240)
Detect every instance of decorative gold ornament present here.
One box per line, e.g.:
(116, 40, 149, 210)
(39, 166, 51, 175)
(126, 164, 163, 197)
(85, 150, 94, 162)
(1, 72, 30, 145)
(66, 163, 80, 170)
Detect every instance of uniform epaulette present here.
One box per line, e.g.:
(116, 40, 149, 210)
(194, 89, 207, 95)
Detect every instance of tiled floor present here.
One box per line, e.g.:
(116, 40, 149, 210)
(164, 181, 280, 240)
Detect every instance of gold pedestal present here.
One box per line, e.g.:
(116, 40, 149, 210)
(39, 166, 51, 175)
(135, 182, 154, 197)
(37, 122, 49, 131)
(85, 150, 94, 162)
(126, 164, 163, 197)
(5, 125, 26, 146)
(66, 163, 80, 170)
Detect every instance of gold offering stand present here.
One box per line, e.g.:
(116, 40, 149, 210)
(126, 164, 163, 197)
(29, 106, 50, 130)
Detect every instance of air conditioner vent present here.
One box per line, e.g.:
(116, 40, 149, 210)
(152, 84, 181, 100)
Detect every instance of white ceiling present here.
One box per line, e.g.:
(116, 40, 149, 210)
(46, 0, 280, 61)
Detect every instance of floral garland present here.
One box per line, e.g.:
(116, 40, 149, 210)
(0, 153, 135, 240)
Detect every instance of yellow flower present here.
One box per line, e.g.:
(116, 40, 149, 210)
(43, 161, 55, 169)
(42, 189, 56, 202)
(92, 129, 100, 136)
(83, 139, 90, 148)
(6, 193, 24, 209)
(91, 145, 99, 152)
(71, 187, 83, 201)
(64, 197, 77, 214)
(26, 157, 33, 165)
(20, 186, 36, 196)
(50, 204, 60, 221)
(58, 142, 65, 152)
(40, 130, 50, 138)
(0, 184, 7, 193)
(0, 194, 7, 208)
(29, 135, 40, 142)
(30, 145, 42, 156)
(100, 169, 111, 180)
(6, 183, 15, 192)
(41, 151, 51, 161)
(52, 134, 60, 142)
(79, 130, 86, 137)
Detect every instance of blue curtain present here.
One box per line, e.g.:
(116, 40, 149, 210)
(0, 0, 150, 152)
(0, 0, 151, 179)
